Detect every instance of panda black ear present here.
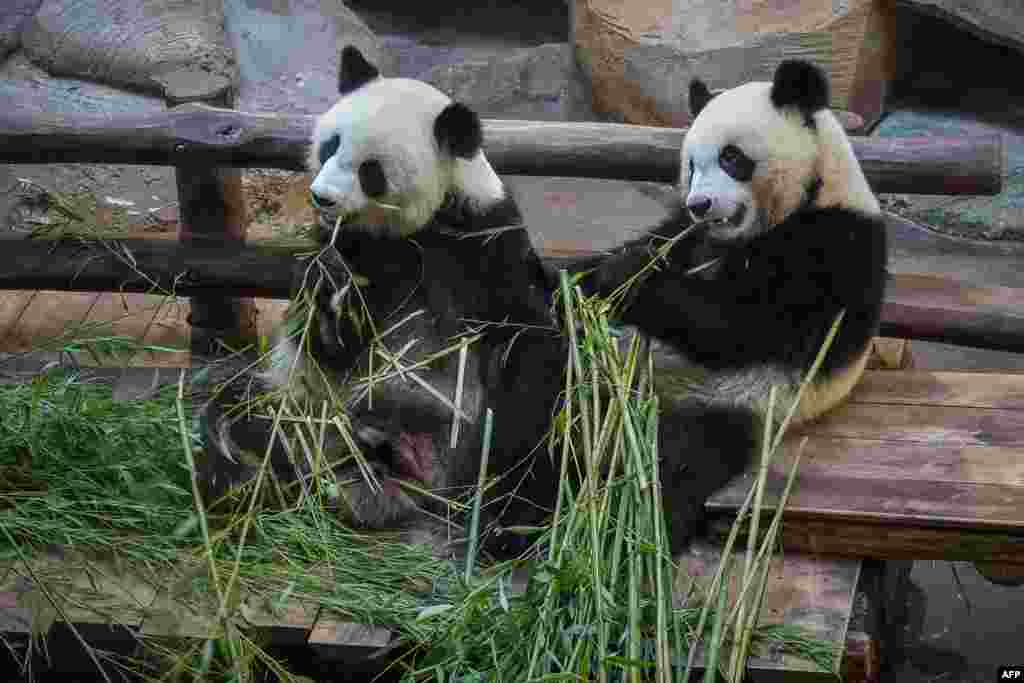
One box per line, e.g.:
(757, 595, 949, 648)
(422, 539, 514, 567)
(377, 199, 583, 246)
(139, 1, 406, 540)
(770, 60, 829, 118)
(689, 79, 714, 118)
(434, 102, 482, 159)
(339, 45, 379, 95)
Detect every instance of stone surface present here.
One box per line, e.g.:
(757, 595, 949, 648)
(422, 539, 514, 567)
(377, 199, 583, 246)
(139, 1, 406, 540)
(0, 0, 41, 60)
(422, 43, 593, 122)
(224, 0, 392, 116)
(877, 109, 1024, 242)
(875, 6, 1024, 245)
(0, 52, 173, 233)
(348, 0, 567, 49)
(21, 0, 236, 100)
(896, 0, 1024, 55)
(347, 0, 591, 121)
(573, 0, 896, 129)
(0, 51, 167, 120)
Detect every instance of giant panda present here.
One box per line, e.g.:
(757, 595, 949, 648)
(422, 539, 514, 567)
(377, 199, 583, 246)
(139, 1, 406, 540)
(197, 45, 569, 557)
(574, 60, 888, 538)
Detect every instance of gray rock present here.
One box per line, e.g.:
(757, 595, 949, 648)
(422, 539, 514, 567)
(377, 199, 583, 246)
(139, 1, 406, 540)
(378, 34, 513, 81)
(622, 34, 829, 128)
(422, 43, 594, 122)
(896, 0, 1024, 54)
(21, 0, 237, 101)
(0, 52, 173, 232)
(0, 0, 41, 60)
(224, 0, 392, 116)
(0, 51, 166, 121)
(574, 0, 891, 129)
(875, 108, 1024, 243)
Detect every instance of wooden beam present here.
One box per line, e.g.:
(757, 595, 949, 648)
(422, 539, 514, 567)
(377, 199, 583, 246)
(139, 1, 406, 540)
(0, 236, 298, 299)
(706, 513, 1024, 565)
(1, 233, 1024, 353)
(0, 105, 1004, 196)
(165, 75, 254, 357)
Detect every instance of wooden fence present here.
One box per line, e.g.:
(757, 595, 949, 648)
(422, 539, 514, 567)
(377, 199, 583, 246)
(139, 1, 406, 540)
(0, 103, 1017, 352)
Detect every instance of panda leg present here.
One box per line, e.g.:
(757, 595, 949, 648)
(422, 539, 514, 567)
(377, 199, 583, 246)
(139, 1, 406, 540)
(658, 401, 759, 555)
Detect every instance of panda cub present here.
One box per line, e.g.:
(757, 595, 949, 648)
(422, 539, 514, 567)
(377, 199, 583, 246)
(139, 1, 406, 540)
(577, 58, 888, 516)
(199, 46, 568, 556)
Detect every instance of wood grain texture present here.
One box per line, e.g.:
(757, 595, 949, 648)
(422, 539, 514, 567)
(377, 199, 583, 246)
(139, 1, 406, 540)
(759, 436, 1024, 488)
(0, 546, 859, 679)
(850, 370, 1024, 410)
(706, 515, 1024, 564)
(841, 632, 880, 683)
(0, 237, 298, 299)
(0, 105, 1003, 195)
(307, 616, 393, 662)
(799, 403, 1024, 446)
(678, 540, 860, 678)
(708, 368, 1024, 561)
(713, 470, 1024, 529)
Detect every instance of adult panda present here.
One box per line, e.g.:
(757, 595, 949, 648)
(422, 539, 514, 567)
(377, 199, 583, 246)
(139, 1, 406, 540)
(575, 60, 888, 538)
(198, 45, 568, 557)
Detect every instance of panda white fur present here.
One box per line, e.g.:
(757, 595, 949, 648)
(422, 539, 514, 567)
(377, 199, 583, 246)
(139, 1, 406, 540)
(578, 59, 888, 445)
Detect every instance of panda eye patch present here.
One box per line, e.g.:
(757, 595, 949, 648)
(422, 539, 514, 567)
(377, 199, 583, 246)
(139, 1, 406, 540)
(319, 134, 340, 166)
(719, 145, 755, 182)
(358, 159, 388, 198)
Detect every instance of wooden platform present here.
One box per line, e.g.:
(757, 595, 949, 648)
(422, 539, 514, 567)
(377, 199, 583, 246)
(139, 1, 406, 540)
(709, 369, 1024, 565)
(0, 542, 868, 681)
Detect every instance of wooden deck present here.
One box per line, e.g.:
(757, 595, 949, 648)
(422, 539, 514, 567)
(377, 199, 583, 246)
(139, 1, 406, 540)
(709, 370, 1024, 565)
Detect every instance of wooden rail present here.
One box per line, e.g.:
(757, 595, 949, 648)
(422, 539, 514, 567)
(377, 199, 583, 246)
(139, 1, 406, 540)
(2, 226, 1024, 354)
(0, 104, 1004, 195)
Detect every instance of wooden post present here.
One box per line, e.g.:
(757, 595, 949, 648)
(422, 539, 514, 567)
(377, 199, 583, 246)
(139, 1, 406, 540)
(164, 72, 255, 359)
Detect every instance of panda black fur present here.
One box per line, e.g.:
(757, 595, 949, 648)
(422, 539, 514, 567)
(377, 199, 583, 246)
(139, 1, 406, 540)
(576, 60, 888, 489)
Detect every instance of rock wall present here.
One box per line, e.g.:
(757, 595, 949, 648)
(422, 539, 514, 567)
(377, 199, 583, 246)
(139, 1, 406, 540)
(572, 0, 898, 130)
(896, 0, 1024, 55)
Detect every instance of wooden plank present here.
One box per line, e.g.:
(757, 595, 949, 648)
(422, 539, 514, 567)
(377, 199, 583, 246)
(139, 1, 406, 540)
(851, 370, 1024, 410)
(0, 550, 152, 678)
(885, 272, 1024, 312)
(706, 514, 1024, 564)
(240, 597, 319, 648)
(0, 105, 1003, 195)
(0, 588, 32, 639)
(170, 81, 254, 358)
(866, 338, 913, 370)
(307, 614, 393, 662)
(880, 267, 1024, 352)
(755, 437, 1024, 488)
(0, 288, 191, 367)
(800, 402, 1024, 446)
(712, 469, 1024, 530)
(677, 541, 860, 679)
(708, 367, 1024, 549)
(841, 631, 880, 683)
(0, 237, 299, 300)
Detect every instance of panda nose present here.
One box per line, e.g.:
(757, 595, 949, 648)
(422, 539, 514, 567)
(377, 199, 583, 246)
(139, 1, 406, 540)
(310, 190, 335, 209)
(687, 196, 712, 219)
